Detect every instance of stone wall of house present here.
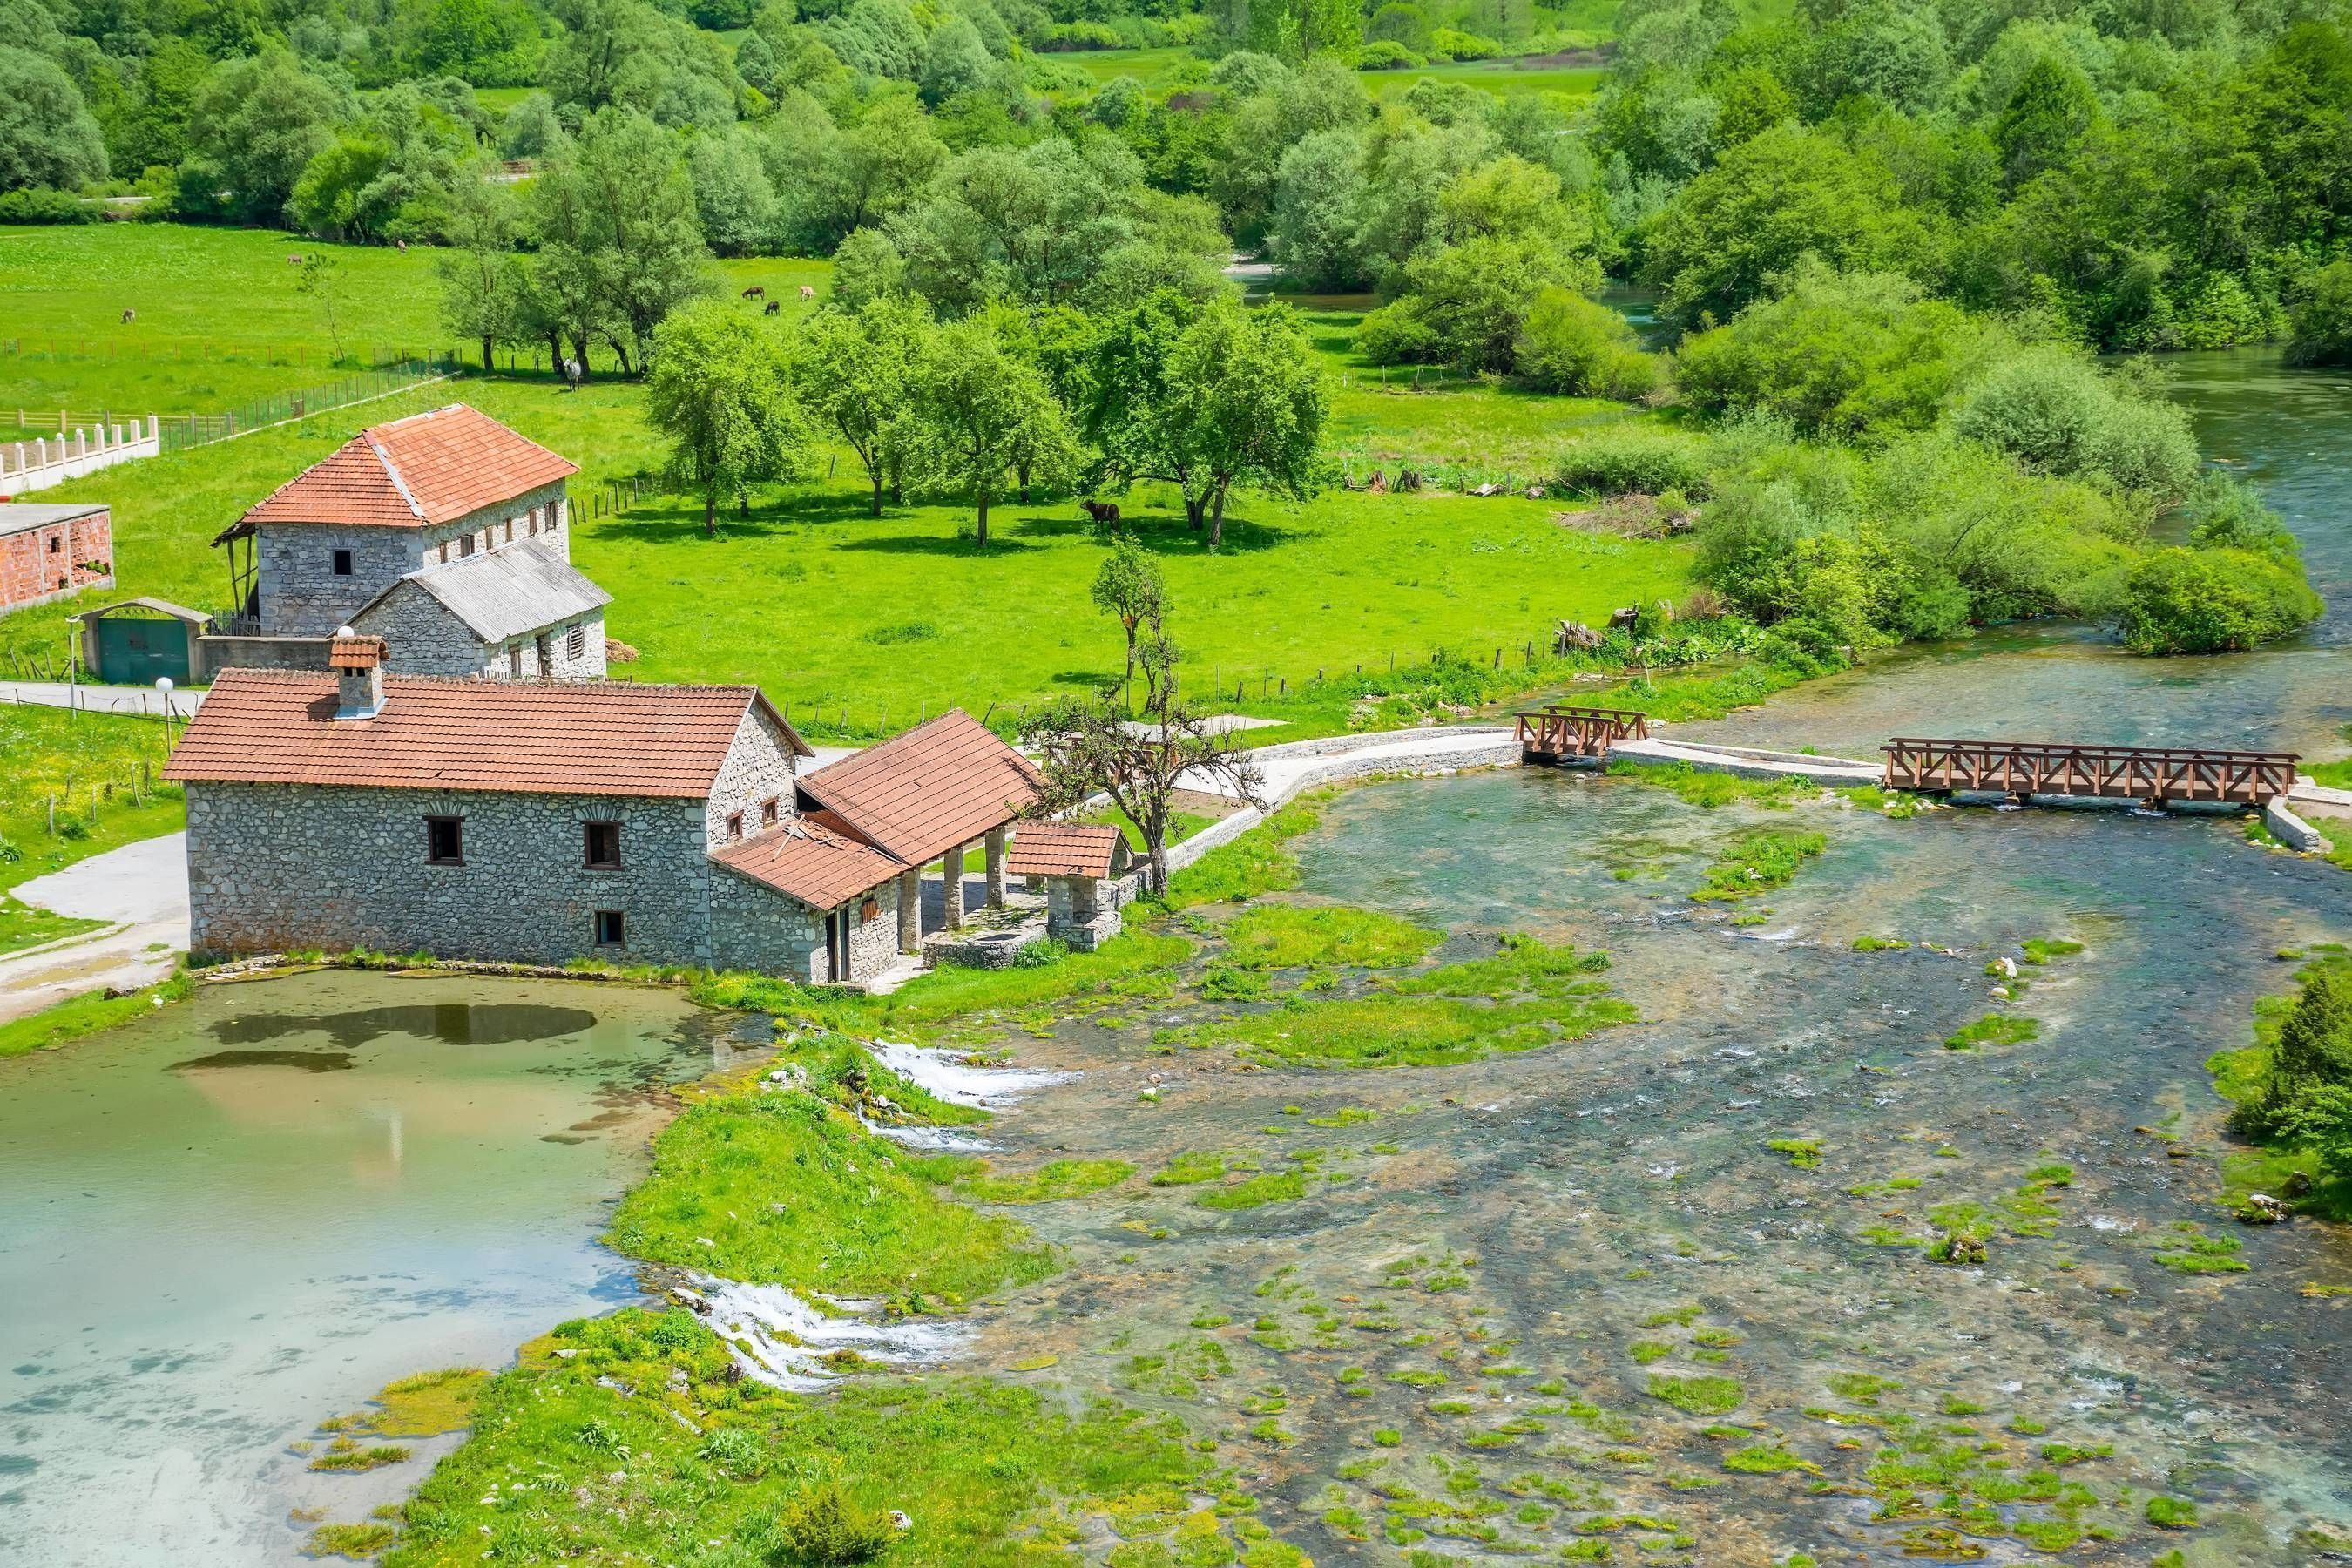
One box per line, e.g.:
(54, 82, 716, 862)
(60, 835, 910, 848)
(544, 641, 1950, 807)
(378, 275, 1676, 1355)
(705, 705, 801, 847)
(353, 581, 489, 678)
(708, 862, 897, 983)
(846, 879, 900, 978)
(183, 780, 717, 966)
(258, 481, 569, 635)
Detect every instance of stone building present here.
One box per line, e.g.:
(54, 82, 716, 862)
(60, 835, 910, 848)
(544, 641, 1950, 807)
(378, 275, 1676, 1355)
(0, 501, 112, 612)
(164, 647, 1044, 985)
(208, 403, 601, 679)
(1006, 822, 1133, 950)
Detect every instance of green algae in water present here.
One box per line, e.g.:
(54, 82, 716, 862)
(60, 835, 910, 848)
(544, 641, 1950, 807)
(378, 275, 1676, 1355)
(959, 1158, 1135, 1204)
(1943, 1014, 2040, 1051)
(1692, 828, 1827, 902)
(1197, 1169, 1310, 1210)
(1645, 1375, 1744, 1415)
(1768, 1138, 1824, 1168)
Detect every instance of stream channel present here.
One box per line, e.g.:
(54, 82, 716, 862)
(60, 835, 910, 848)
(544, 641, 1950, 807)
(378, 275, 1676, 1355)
(1, 348, 2348, 1565)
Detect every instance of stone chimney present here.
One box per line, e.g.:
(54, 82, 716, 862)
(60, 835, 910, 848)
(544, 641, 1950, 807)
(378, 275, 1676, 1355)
(330, 628, 388, 720)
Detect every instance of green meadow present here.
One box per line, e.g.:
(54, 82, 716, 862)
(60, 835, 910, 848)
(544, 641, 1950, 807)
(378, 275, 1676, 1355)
(0, 223, 1694, 739)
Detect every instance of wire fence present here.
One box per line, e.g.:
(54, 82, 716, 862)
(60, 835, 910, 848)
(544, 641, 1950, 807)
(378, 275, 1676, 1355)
(153, 355, 463, 453)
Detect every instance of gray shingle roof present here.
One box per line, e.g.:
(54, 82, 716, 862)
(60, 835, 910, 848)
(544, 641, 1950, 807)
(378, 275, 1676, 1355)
(376, 537, 612, 644)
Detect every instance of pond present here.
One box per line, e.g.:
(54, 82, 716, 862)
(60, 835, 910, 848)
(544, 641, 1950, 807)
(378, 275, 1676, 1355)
(0, 970, 754, 1565)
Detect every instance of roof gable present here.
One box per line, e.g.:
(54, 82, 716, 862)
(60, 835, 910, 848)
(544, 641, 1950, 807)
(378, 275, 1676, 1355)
(795, 709, 1041, 867)
(355, 537, 612, 644)
(1005, 821, 1125, 879)
(166, 670, 807, 797)
(712, 818, 908, 910)
(228, 404, 579, 535)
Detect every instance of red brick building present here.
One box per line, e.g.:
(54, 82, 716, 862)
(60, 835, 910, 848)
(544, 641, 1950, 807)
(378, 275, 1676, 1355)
(0, 502, 113, 612)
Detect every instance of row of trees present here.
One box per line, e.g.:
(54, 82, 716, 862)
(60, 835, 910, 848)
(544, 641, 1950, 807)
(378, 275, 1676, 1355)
(644, 285, 1328, 548)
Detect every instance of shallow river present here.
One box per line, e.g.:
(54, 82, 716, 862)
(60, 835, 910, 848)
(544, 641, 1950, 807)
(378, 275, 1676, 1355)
(0, 972, 756, 1565)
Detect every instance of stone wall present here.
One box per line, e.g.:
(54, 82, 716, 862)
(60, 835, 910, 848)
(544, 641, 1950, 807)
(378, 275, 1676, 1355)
(184, 780, 719, 967)
(1, 505, 113, 612)
(257, 481, 569, 635)
(709, 862, 901, 983)
(353, 581, 490, 678)
(705, 706, 801, 847)
(192, 633, 331, 679)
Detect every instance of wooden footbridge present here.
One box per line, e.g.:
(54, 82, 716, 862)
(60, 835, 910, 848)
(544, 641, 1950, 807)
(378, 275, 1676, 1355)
(1515, 706, 1648, 762)
(1879, 738, 2301, 806)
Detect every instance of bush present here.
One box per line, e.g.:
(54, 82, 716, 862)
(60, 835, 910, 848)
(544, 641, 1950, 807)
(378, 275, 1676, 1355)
(2116, 546, 2322, 655)
(1514, 286, 1662, 400)
(1427, 26, 1501, 58)
(1037, 21, 1123, 49)
(0, 186, 99, 223)
(1950, 346, 2199, 501)
(2286, 259, 2352, 368)
(775, 1477, 895, 1564)
(1358, 234, 1601, 373)
(1553, 429, 1710, 497)
(1355, 297, 1439, 364)
(1351, 39, 1426, 69)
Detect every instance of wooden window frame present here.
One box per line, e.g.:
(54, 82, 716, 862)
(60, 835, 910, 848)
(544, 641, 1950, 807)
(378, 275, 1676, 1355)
(566, 622, 585, 660)
(584, 820, 623, 869)
(725, 812, 745, 841)
(425, 815, 465, 866)
(592, 909, 625, 947)
(761, 797, 780, 828)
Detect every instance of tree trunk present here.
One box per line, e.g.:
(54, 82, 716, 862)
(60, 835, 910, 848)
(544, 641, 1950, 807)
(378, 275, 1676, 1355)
(975, 493, 990, 548)
(1146, 837, 1169, 894)
(1185, 491, 1206, 531)
(871, 471, 885, 517)
(547, 330, 564, 377)
(1208, 483, 1229, 551)
(569, 335, 591, 382)
(481, 335, 494, 372)
(704, 490, 717, 537)
(1016, 459, 1031, 504)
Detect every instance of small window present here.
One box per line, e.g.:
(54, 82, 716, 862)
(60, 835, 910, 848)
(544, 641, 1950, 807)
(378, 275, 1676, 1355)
(509, 644, 524, 679)
(48, 535, 61, 554)
(761, 797, 779, 828)
(726, 813, 744, 841)
(566, 622, 585, 660)
(425, 816, 464, 865)
(331, 548, 353, 576)
(584, 821, 622, 868)
(593, 909, 625, 946)
(456, 533, 474, 558)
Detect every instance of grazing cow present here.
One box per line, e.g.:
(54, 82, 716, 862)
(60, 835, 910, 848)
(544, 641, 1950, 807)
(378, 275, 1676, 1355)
(395, 239, 408, 252)
(742, 285, 765, 299)
(799, 284, 814, 301)
(1080, 499, 1120, 525)
(763, 300, 781, 315)
(119, 308, 135, 325)
(562, 358, 584, 389)
(287, 254, 303, 265)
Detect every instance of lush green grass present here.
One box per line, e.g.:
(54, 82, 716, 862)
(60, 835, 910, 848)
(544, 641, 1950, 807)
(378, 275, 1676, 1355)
(2204, 949, 2352, 1222)
(1193, 1168, 1310, 1209)
(0, 897, 104, 957)
(1215, 904, 1443, 969)
(1646, 1375, 1744, 1416)
(378, 1308, 1268, 1568)
(0, 969, 188, 1058)
(1691, 828, 1826, 902)
(1362, 58, 1606, 102)
(0, 705, 185, 892)
(1606, 759, 1811, 809)
(1053, 45, 1198, 89)
(1943, 1014, 2040, 1051)
(1161, 790, 1335, 908)
(1163, 932, 1634, 1068)
(605, 1086, 1056, 1305)
(958, 1158, 1133, 1204)
(1151, 1149, 1247, 1186)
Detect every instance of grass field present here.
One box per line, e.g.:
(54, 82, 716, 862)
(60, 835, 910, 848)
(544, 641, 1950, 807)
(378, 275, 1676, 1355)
(0, 223, 1693, 741)
(1362, 58, 1606, 100)
(1052, 45, 1200, 88)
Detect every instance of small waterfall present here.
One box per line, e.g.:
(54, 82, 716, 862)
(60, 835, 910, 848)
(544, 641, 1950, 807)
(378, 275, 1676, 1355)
(679, 1281, 972, 1390)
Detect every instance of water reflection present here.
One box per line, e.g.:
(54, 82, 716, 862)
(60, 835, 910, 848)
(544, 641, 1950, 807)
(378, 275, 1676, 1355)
(208, 1002, 599, 1049)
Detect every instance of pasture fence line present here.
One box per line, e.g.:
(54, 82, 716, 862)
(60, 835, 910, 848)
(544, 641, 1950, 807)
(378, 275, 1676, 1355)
(155, 355, 463, 454)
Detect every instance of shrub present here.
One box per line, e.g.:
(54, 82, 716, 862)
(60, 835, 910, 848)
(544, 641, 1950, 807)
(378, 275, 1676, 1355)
(1038, 20, 1123, 49)
(1553, 430, 1710, 497)
(1513, 287, 1662, 400)
(1351, 39, 1426, 69)
(1361, 235, 1601, 373)
(2285, 259, 2352, 368)
(1950, 346, 2199, 500)
(2116, 546, 2322, 654)
(1427, 26, 1500, 57)
(776, 1477, 896, 1564)
(1355, 297, 1439, 364)
(0, 186, 100, 223)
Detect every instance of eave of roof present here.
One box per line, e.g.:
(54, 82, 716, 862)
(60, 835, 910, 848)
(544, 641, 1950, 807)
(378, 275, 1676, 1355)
(794, 709, 1042, 867)
(711, 820, 909, 910)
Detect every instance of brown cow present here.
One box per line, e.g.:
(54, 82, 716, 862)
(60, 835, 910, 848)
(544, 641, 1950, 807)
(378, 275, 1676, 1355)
(763, 300, 781, 315)
(1080, 499, 1120, 525)
(742, 285, 766, 299)
(799, 284, 815, 301)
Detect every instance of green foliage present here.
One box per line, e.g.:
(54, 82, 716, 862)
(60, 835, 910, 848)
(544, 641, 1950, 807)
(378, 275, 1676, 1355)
(776, 1477, 897, 1562)
(906, 304, 1079, 547)
(1514, 287, 1662, 400)
(0, 45, 108, 193)
(1692, 828, 1825, 902)
(646, 298, 813, 532)
(1950, 346, 2199, 500)
(1361, 235, 1602, 375)
(2117, 546, 2324, 655)
(1552, 429, 1710, 497)
(2287, 259, 2352, 368)
(1215, 904, 1443, 970)
(1161, 791, 1333, 909)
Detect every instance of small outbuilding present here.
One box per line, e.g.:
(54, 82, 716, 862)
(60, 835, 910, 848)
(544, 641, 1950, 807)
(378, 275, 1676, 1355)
(1005, 821, 1133, 950)
(350, 535, 612, 680)
(73, 596, 211, 684)
(1, 501, 113, 612)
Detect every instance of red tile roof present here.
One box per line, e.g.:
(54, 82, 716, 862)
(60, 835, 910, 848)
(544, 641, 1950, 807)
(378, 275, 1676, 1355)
(1005, 821, 1125, 879)
(165, 669, 809, 796)
(222, 404, 578, 537)
(796, 710, 1042, 868)
(712, 816, 909, 910)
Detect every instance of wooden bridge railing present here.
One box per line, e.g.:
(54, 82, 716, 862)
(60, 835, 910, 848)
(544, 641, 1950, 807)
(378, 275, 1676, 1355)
(1516, 706, 1650, 761)
(1882, 738, 2300, 805)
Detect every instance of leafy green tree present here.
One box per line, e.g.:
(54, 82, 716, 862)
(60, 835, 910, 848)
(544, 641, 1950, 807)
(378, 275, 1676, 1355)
(794, 295, 929, 516)
(437, 174, 528, 371)
(1993, 56, 2099, 190)
(1165, 298, 1327, 549)
(2117, 546, 2323, 655)
(1360, 235, 1599, 373)
(888, 137, 1139, 313)
(1090, 532, 1166, 701)
(1803, 0, 1950, 116)
(687, 127, 780, 255)
(647, 299, 814, 533)
(819, 0, 924, 78)
(1514, 287, 1660, 401)
(0, 47, 105, 193)
(906, 305, 1080, 546)
(2286, 259, 2352, 368)
(532, 108, 715, 375)
(1268, 129, 1367, 291)
(919, 16, 991, 106)
(178, 49, 346, 225)
(830, 226, 908, 308)
(1950, 345, 2197, 499)
(395, 0, 540, 83)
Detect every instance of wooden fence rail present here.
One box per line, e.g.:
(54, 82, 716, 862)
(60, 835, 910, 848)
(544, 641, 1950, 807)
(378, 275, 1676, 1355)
(1882, 738, 2299, 805)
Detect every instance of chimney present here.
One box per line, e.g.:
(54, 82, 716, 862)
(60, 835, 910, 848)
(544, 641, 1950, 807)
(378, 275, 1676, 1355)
(330, 627, 388, 719)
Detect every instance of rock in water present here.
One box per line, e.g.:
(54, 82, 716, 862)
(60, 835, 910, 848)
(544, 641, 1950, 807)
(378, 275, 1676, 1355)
(2238, 1193, 2288, 1225)
(2283, 1170, 2314, 1199)
(1944, 1234, 1988, 1266)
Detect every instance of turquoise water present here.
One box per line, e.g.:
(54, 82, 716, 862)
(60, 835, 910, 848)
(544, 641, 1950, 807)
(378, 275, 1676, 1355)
(0, 972, 751, 1565)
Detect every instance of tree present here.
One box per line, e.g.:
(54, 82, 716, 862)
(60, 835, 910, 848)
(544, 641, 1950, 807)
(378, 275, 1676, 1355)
(1090, 533, 1166, 703)
(296, 253, 348, 362)
(438, 174, 526, 371)
(794, 294, 929, 517)
(919, 15, 990, 106)
(2286, 259, 2352, 367)
(1025, 615, 1262, 895)
(2116, 546, 2322, 655)
(646, 299, 812, 533)
(0, 46, 106, 193)
(905, 305, 1078, 547)
(1164, 298, 1327, 548)
(1993, 56, 2099, 191)
(178, 49, 345, 225)
(531, 108, 714, 375)
(1514, 286, 1661, 401)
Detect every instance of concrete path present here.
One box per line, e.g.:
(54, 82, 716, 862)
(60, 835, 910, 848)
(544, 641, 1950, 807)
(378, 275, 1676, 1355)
(0, 681, 203, 719)
(0, 832, 188, 1027)
(1611, 736, 1882, 786)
